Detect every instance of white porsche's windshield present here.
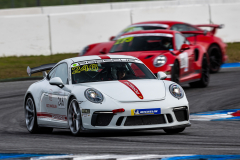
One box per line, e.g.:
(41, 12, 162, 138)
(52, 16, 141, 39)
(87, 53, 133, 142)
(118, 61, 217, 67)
(71, 61, 155, 84)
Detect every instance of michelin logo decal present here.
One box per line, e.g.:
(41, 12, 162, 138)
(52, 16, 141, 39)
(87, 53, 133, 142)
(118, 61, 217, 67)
(131, 108, 161, 116)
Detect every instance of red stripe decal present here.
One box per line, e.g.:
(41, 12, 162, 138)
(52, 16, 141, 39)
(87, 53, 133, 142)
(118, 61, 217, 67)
(119, 80, 144, 99)
(99, 55, 110, 59)
(37, 112, 67, 121)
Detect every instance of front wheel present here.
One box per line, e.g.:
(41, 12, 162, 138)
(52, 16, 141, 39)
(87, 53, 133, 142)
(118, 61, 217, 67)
(164, 127, 185, 134)
(171, 61, 180, 84)
(189, 55, 209, 88)
(68, 98, 82, 136)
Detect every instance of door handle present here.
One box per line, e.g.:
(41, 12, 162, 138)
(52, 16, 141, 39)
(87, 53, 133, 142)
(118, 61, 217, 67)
(45, 93, 49, 96)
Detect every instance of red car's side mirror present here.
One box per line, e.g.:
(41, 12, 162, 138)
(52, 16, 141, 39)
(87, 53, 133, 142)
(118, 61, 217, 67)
(99, 48, 107, 54)
(180, 44, 190, 51)
(109, 36, 115, 41)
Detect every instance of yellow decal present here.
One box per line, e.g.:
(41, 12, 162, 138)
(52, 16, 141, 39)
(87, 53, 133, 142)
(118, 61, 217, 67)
(114, 37, 134, 45)
(131, 109, 135, 116)
(72, 64, 98, 74)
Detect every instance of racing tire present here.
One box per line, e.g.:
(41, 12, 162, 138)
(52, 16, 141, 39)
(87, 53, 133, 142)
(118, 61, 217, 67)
(189, 55, 209, 88)
(171, 61, 180, 84)
(25, 95, 53, 134)
(67, 98, 82, 136)
(163, 127, 185, 134)
(208, 45, 222, 73)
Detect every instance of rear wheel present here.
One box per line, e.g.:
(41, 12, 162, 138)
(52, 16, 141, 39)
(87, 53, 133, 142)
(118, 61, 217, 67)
(25, 96, 53, 134)
(164, 127, 185, 134)
(171, 61, 180, 84)
(68, 98, 82, 136)
(189, 55, 209, 88)
(208, 45, 222, 73)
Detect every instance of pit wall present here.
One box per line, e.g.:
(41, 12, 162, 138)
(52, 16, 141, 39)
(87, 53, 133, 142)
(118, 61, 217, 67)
(0, 1, 239, 56)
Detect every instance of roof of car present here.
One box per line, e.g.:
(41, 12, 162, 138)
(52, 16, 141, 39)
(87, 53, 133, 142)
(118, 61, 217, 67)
(69, 55, 137, 63)
(120, 29, 178, 37)
(132, 21, 186, 27)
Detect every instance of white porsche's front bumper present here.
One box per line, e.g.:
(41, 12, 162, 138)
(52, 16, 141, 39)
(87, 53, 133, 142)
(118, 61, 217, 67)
(79, 97, 190, 130)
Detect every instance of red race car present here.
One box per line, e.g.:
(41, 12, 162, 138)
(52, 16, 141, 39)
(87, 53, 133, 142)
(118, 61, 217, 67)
(107, 30, 209, 87)
(80, 21, 226, 73)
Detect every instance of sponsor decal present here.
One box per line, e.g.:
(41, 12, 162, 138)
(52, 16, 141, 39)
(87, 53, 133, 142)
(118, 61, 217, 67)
(131, 108, 161, 116)
(119, 80, 144, 99)
(98, 55, 110, 59)
(37, 112, 67, 121)
(46, 104, 57, 108)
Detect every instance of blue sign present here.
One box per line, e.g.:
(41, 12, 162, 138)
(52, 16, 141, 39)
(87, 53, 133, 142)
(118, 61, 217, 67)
(132, 108, 161, 115)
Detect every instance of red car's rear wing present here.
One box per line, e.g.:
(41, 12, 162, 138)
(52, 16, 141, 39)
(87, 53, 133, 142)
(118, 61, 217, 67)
(194, 24, 224, 35)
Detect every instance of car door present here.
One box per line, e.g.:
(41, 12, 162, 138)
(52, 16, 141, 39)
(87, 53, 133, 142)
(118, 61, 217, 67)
(175, 33, 194, 76)
(42, 63, 69, 128)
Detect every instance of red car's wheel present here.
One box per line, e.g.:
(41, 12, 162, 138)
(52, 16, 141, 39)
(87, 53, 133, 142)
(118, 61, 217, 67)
(208, 45, 222, 73)
(189, 55, 209, 88)
(171, 61, 180, 84)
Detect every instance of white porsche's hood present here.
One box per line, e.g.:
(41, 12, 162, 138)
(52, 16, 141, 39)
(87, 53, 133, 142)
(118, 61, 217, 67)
(80, 79, 166, 102)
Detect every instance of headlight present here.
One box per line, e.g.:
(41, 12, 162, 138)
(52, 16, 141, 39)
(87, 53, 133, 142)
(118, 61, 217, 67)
(84, 88, 103, 103)
(169, 84, 184, 99)
(79, 46, 89, 56)
(153, 55, 167, 67)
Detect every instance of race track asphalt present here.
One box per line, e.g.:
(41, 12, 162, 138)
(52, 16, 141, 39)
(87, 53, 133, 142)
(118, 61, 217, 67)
(0, 68, 239, 155)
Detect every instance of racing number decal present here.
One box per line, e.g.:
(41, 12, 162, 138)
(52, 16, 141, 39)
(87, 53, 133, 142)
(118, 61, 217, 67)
(114, 37, 134, 45)
(72, 64, 98, 74)
(58, 97, 64, 106)
(179, 52, 189, 72)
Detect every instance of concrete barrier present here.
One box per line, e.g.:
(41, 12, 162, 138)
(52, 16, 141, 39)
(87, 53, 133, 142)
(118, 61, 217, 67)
(0, 7, 42, 16)
(42, 3, 111, 14)
(131, 4, 210, 24)
(210, 3, 240, 42)
(0, 15, 50, 56)
(111, 1, 178, 10)
(49, 10, 131, 54)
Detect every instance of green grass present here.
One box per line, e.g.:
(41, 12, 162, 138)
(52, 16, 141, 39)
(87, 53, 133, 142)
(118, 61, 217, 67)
(0, 42, 239, 81)
(0, 0, 149, 9)
(226, 42, 240, 63)
(0, 53, 78, 80)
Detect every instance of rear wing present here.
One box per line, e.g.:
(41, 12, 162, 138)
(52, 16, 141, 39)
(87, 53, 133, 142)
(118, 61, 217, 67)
(27, 63, 56, 77)
(194, 24, 224, 35)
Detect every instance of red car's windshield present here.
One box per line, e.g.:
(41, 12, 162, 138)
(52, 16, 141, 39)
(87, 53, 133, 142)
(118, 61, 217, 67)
(110, 34, 173, 53)
(114, 24, 168, 40)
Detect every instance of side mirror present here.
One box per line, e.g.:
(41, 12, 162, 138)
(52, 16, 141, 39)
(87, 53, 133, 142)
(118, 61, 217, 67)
(157, 71, 167, 80)
(49, 77, 64, 88)
(180, 44, 190, 51)
(109, 36, 115, 41)
(99, 48, 107, 54)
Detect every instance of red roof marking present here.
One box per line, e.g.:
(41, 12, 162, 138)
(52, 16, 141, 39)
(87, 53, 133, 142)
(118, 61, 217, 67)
(231, 110, 240, 117)
(119, 80, 144, 99)
(99, 55, 110, 59)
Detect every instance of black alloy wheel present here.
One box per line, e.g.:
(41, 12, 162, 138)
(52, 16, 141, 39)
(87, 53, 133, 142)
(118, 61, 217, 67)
(189, 55, 209, 88)
(208, 45, 222, 73)
(171, 61, 180, 84)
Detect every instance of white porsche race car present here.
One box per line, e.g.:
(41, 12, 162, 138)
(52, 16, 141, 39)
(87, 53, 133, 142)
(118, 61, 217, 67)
(25, 55, 190, 136)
